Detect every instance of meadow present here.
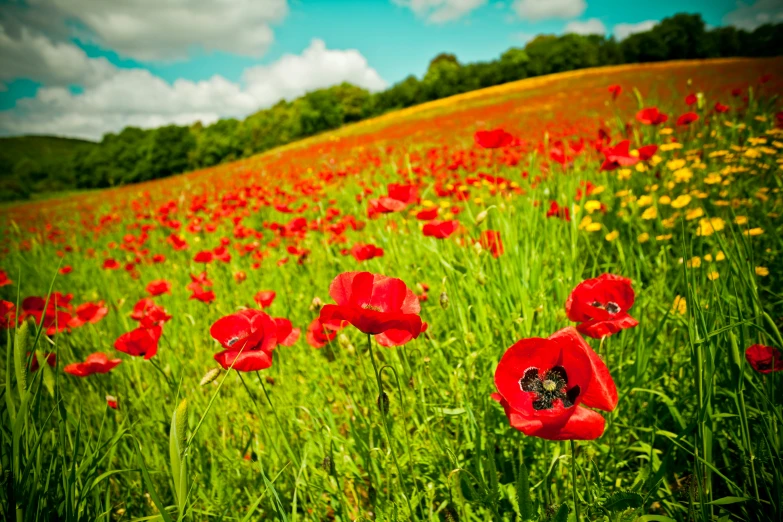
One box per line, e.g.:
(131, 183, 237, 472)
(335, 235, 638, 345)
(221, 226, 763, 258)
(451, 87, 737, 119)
(1, 57, 782, 521)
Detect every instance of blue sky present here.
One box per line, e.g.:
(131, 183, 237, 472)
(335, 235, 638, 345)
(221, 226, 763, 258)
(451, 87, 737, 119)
(0, 0, 778, 139)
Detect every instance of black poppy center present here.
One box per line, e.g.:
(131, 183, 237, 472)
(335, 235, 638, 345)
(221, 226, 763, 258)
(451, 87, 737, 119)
(591, 300, 621, 314)
(519, 365, 580, 410)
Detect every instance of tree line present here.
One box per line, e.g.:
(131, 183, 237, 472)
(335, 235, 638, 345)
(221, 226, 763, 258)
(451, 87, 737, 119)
(2, 13, 781, 201)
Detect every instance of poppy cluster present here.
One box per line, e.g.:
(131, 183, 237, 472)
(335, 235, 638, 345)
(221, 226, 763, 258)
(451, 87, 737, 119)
(493, 273, 636, 440)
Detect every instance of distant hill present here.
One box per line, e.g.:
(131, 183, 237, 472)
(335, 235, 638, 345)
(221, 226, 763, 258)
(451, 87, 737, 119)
(0, 135, 97, 165)
(0, 136, 97, 201)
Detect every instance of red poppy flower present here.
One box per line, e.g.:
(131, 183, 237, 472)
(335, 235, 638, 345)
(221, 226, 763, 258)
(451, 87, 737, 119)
(480, 230, 504, 258)
(21, 295, 72, 335)
(415, 207, 439, 220)
(190, 286, 216, 304)
(637, 144, 658, 161)
(130, 298, 171, 327)
(274, 317, 301, 346)
(714, 102, 729, 113)
(546, 201, 570, 221)
(566, 274, 638, 338)
(636, 107, 668, 125)
(319, 271, 423, 339)
(146, 279, 172, 296)
(305, 317, 346, 348)
(607, 84, 621, 100)
(387, 183, 419, 205)
(684, 93, 697, 105)
(599, 140, 638, 171)
(194, 250, 214, 263)
(377, 320, 428, 347)
(103, 259, 120, 270)
(367, 197, 407, 218)
(0, 269, 11, 287)
(351, 243, 385, 261)
(187, 271, 213, 292)
(1, 300, 16, 329)
(64, 352, 122, 377)
(254, 290, 276, 309)
(745, 344, 783, 374)
(114, 326, 163, 359)
(676, 112, 699, 126)
(474, 128, 513, 149)
(28, 352, 56, 372)
(423, 220, 460, 239)
(492, 327, 617, 440)
(68, 301, 109, 328)
(209, 309, 278, 371)
(59, 266, 72, 275)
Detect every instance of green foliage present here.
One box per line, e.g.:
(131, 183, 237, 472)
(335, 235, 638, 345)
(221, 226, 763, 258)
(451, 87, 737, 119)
(1, 13, 781, 202)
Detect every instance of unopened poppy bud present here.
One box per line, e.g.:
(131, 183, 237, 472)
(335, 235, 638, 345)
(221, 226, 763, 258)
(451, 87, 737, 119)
(475, 209, 488, 225)
(465, 332, 476, 346)
(439, 291, 449, 310)
(199, 367, 222, 386)
(377, 391, 390, 414)
(338, 333, 355, 353)
(310, 296, 323, 311)
(322, 455, 335, 474)
(476, 271, 486, 285)
(106, 395, 118, 409)
(473, 241, 483, 256)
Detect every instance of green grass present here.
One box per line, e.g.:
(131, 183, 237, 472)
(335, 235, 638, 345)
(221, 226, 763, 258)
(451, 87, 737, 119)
(0, 75, 781, 522)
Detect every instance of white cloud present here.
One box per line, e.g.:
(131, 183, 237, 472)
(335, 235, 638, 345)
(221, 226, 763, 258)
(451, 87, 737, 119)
(612, 20, 658, 41)
(564, 18, 606, 35)
(724, 0, 783, 31)
(0, 39, 387, 140)
(0, 26, 114, 87)
(243, 39, 386, 106)
(394, 0, 487, 23)
(512, 0, 586, 21)
(2, 0, 289, 62)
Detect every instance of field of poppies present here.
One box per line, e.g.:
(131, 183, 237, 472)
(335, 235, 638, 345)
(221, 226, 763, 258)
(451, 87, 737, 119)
(1, 57, 782, 521)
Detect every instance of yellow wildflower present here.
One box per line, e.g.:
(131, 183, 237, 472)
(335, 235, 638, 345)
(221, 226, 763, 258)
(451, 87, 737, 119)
(708, 271, 720, 281)
(697, 217, 725, 236)
(638, 232, 650, 243)
(685, 207, 704, 220)
(605, 230, 619, 241)
(734, 216, 748, 225)
(671, 194, 692, 208)
(641, 207, 657, 220)
(744, 228, 764, 236)
(671, 295, 687, 315)
(755, 266, 769, 276)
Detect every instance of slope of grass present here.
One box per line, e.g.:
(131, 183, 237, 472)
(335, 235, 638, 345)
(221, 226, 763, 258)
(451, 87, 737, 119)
(0, 58, 781, 522)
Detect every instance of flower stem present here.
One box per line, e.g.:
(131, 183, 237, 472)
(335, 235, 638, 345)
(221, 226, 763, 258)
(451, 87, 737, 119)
(366, 334, 414, 517)
(257, 371, 300, 469)
(570, 439, 581, 522)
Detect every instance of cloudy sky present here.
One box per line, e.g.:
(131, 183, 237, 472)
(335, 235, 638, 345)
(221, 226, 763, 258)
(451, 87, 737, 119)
(0, 0, 780, 140)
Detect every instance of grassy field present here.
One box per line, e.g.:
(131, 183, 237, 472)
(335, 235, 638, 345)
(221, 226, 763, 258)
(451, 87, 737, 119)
(1, 57, 782, 521)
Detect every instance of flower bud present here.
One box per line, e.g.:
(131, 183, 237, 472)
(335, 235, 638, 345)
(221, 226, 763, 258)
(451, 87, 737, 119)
(309, 296, 323, 311)
(338, 333, 355, 353)
(475, 209, 488, 225)
(322, 455, 335, 475)
(439, 291, 449, 310)
(199, 367, 222, 386)
(377, 391, 390, 414)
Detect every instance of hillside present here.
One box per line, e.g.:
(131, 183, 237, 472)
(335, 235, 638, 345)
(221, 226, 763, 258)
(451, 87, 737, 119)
(0, 13, 780, 203)
(0, 135, 97, 200)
